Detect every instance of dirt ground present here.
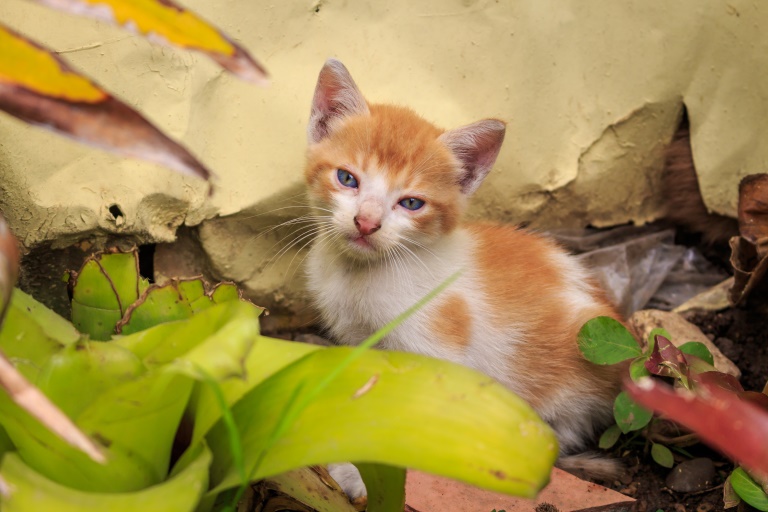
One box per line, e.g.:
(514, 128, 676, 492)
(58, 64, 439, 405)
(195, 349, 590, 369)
(602, 304, 768, 512)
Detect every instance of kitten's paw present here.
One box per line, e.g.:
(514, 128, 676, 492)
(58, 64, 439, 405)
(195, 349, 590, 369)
(328, 462, 367, 500)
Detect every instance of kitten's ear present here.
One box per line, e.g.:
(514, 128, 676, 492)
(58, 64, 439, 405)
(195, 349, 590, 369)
(308, 59, 370, 144)
(439, 119, 506, 195)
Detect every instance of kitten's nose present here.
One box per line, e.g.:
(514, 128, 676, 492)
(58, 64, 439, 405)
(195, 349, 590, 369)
(354, 216, 381, 236)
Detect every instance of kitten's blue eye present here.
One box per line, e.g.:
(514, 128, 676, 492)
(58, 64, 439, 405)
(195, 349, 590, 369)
(337, 169, 358, 188)
(399, 197, 425, 211)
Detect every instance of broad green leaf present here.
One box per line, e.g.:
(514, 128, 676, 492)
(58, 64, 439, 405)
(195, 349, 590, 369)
(191, 273, 460, 486)
(613, 391, 653, 434)
(6, 288, 80, 346)
(731, 467, 768, 511)
(1, 369, 193, 492)
(0, 425, 14, 456)
(0, 24, 213, 180)
(0, 444, 211, 512)
(357, 463, 406, 512)
(0, 290, 73, 381)
(650, 443, 674, 468)
(36, 341, 146, 418)
(578, 316, 641, 364)
(33, 0, 268, 85)
(629, 357, 651, 382)
(598, 424, 621, 450)
(185, 335, 321, 446)
(207, 347, 557, 499)
(679, 342, 715, 366)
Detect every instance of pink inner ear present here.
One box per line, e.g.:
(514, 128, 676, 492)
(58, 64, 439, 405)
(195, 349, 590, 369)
(439, 119, 506, 195)
(308, 59, 369, 144)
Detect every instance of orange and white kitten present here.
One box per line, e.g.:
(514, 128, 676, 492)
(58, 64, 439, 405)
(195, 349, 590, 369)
(304, 60, 624, 497)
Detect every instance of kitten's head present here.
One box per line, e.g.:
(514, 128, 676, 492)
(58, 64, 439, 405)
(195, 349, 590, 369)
(305, 59, 505, 262)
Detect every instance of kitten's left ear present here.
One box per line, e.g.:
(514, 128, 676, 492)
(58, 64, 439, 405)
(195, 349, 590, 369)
(439, 119, 506, 195)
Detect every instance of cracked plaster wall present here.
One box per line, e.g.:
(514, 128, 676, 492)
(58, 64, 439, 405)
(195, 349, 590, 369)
(1, 0, 766, 325)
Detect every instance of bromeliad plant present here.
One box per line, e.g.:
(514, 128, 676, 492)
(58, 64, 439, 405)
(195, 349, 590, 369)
(0, 245, 558, 511)
(578, 316, 768, 510)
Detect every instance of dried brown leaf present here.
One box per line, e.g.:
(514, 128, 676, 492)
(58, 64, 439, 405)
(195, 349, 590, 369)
(0, 24, 213, 182)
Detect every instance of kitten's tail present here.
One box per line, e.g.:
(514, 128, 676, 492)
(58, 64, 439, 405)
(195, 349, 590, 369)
(557, 452, 624, 482)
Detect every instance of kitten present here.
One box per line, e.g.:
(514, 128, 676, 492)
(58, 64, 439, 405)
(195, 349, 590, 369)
(303, 59, 624, 498)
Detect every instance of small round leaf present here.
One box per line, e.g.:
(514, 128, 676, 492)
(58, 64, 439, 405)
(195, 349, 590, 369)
(650, 443, 674, 468)
(731, 467, 768, 511)
(598, 424, 622, 450)
(614, 391, 653, 434)
(578, 317, 641, 365)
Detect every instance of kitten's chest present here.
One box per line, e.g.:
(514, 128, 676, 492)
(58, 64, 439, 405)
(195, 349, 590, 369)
(306, 233, 471, 345)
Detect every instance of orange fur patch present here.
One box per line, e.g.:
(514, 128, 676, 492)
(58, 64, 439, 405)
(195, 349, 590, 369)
(430, 293, 472, 349)
(469, 223, 624, 408)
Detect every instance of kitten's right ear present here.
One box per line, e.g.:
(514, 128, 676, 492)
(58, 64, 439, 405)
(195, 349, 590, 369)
(439, 119, 506, 195)
(308, 59, 369, 144)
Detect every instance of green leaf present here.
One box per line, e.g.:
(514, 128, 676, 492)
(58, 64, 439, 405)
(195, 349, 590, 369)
(650, 443, 674, 468)
(69, 251, 145, 340)
(1, 369, 193, 492)
(255, 468, 357, 512)
(679, 342, 715, 366)
(207, 346, 558, 499)
(116, 278, 259, 336)
(629, 357, 651, 382)
(578, 316, 641, 364)
(0, 444, 211, 512)
(356, 463, 406, 512)
(731, 467, 768, 511)
(0, 290, 73, 381)
(613, 391, 653, 434)
(35, 341, 146, 418)
(0, 300, 260, 493)
(598, 424, 622, 450)
(185, 334, 320, 446)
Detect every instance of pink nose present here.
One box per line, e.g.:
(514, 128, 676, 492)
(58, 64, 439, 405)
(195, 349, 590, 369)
(354, 216, 381, 236)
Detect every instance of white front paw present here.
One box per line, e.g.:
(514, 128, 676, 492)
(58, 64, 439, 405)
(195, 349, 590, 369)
(328, 462, 367, 500)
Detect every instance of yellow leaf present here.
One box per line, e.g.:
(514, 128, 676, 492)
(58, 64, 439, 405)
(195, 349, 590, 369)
(33, 0, 268, 85)
(0, 25, 105, 103)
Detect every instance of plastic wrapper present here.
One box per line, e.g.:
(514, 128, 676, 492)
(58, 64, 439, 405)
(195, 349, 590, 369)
(550, 226, 689, 316)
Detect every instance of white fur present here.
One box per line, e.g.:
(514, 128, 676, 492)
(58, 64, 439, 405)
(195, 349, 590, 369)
(327, 463, 366, 500)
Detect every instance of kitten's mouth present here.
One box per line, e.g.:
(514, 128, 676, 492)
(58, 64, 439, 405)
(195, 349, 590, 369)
(350, 235, 374, 250)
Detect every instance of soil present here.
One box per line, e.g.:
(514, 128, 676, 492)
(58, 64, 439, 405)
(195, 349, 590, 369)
(601, 303, 768, 512)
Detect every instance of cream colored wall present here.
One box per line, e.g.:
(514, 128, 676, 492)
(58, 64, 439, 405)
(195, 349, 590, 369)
(1, 0, 765, 319)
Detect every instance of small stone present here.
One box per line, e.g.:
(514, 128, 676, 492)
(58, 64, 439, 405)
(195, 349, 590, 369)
(666, 457, 716, 492)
